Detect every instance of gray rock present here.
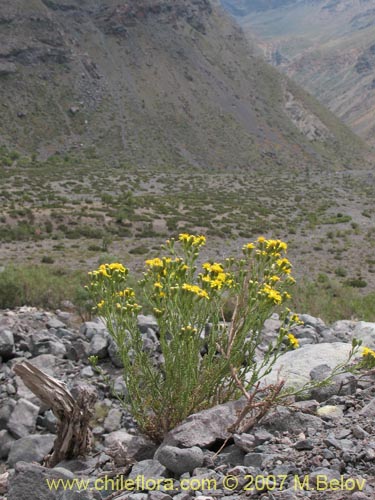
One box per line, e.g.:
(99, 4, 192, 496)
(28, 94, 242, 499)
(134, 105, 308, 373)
(243, 452, 275, 468)
(147, 492, 173, 500)
(156, 445, 204, 474)
(352, 425, 369, 439)
(104, 408, 122, 432)
(7, 461, 98, 500)
(56, 457, 98, 472)
(360, 399, 375, 417)
(105, 430, 157, 461)
(108, 337, 124, 367)
(317, 405, 344, 419)
(294, 439, 314, 450)
(330, 320, 357, 342)
(252, 429, 274, 446)
(66, 338, 91, 361)
(172, 494, 193, 500)
(30, 331, 67, 358)
(214, 444, 245, 466)
(137, 315, 158, 334)
(262, 406, 323, 433)
(0, 429, 16, 459)
(7, 398, 40, 438)
(309, 467, 341, 485)
(0, 61, 17, 76)
(8, 434, 55, 466)
(263, 343, 360, 389)
(292, 324, 320, 343)
(0, 329, 14, 357)
(161, 399, 246, 448)
(310, 364, 332, 381)
(89, 333, 108, 359)
(41, 410, 57, 433)
(311, 372, 357, 402)
(233, 433, 255, 452)
(128, 459, 168, 481)
(80, 321, 107, 340)
(114, 376, 128, 397)
(46, 318, 66, 329)
(299, 314, 326, 332)
(81, 366, 94, 377)
(352, 322, 375, 349)
(0, 398, 16, 429)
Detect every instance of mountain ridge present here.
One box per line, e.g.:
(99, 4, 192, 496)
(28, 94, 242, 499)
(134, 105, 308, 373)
(222, 0, 375, 147)
(0, 0, 367, 169)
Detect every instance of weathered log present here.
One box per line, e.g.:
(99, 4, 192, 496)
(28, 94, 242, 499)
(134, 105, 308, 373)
(13, 361, 96, 467)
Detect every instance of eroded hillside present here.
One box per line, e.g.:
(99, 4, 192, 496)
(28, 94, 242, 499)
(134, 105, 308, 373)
(0, 0, 366, 167)
(223, 0, 375, 147)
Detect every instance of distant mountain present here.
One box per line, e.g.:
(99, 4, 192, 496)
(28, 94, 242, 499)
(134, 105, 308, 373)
(0, 0, 366, 167)
(221, 0, 300, 16)
(222, 0, 375, 147)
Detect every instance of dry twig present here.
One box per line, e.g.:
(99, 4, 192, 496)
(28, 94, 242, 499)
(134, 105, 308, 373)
(14, 361, 96, 467)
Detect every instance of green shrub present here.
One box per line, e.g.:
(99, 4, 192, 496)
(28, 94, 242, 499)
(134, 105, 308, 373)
(345, 278, 367, 288)
(88, 234, 302, 441)
(129, 245, 149, 255)
(0, 265, 86, 310)
(41, 256, 54, 264)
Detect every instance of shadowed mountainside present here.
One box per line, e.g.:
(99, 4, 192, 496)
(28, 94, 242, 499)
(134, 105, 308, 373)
(222, 0, 375, 147)
(0, 0, 367, 168)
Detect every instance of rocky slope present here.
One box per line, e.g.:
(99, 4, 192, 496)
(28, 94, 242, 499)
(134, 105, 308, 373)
(0, 307, 375, 499)
(0, 0, 367, 168)
(222, 0, 375, 147)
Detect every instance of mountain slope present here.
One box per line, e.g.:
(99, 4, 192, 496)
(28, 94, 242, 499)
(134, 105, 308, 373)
(222, 0, 375, 147)
(0, 0, 366, 168)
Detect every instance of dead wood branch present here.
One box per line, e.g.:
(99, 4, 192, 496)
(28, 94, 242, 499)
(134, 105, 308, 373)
(14, 361, 96, 467)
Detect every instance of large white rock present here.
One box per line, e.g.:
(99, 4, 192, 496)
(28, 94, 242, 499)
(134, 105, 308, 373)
(352, 322, 375, 349)
(262, 342, 360, 389)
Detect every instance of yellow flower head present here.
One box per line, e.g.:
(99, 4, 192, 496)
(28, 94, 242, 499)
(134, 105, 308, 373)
(266, 239, 288, 254)
(182, 283, 209, 299)
(362, 347, 375, 359)
(108, 262, 127, 273)
(276, 258, 292, 274)
(145, 258, 163, 268)
(203, 262, 224, 274)
(287, 333, 299, 349)
(179, 233, 206, 247)
(261, 284, 282, 304)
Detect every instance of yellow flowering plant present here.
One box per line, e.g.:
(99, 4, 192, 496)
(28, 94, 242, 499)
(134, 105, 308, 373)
(87, 234, 312, 441)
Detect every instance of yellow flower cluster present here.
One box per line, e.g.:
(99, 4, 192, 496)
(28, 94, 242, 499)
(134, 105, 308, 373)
(145, 258, 164, 268)
(291, 313, 303, 324)
(182, 283, 209, 299)
(266, 239, 288, 254)
(261, 284, 282, 305)
(90, 262, 127, 278)
(243, 243, 255, 251)
(203, 262, 224, 273)
(201, 262, 234, 290)
(276, 258, 292, 275)
(243, 237, 288, 260)
(118, 288, 135, 298)
(362, 347, 375, 359)
(178, 233, 206, 247)
(287, 333, 299, 349)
